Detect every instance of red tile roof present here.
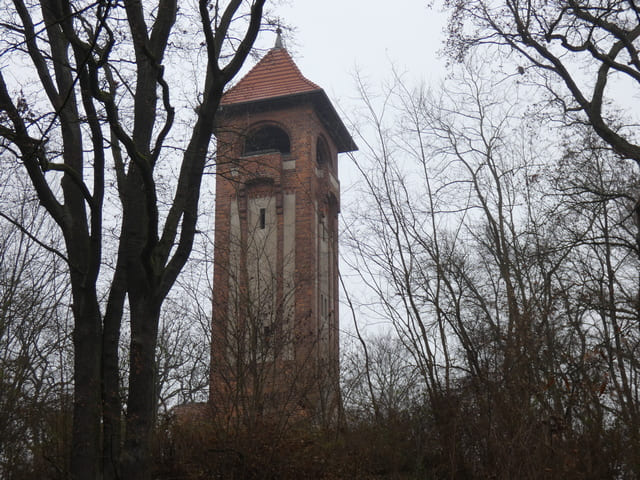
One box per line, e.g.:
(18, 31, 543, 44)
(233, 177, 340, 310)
(221, 48, 322, 106)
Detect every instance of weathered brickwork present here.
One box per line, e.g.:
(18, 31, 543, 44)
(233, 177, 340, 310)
(210, 45, 356, 423)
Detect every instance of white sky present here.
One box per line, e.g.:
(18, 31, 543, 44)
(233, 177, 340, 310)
(276, 1, 448, 102)
(237, 1, 450, 113)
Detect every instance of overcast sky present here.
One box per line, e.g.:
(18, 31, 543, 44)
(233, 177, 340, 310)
(280, 1, 447, 95)
(249, 1, 449, 110)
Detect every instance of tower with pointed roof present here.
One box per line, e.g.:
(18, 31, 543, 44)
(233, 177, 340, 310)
(210, 33, 356, 423)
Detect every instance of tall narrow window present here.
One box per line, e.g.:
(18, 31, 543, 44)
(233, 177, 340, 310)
(316, 136, 330, 167)
(259, 208, 266, 229)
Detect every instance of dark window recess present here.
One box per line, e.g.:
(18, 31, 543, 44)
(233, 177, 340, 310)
(316, 137, 330, 166)
(259, 208, 266, 229)
(244, 125, 290, 155)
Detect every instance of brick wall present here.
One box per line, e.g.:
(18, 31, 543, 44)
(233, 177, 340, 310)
(210, 99, 341, 421)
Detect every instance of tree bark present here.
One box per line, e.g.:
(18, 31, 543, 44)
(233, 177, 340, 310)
(120, 298, 162, 480)
(0, 2, 266, 478)
(69, 286, 103, 480)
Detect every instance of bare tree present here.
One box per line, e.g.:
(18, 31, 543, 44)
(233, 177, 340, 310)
(444, 0, 640, 164)
(345, 57, 640, 476)
(549, 126, 640, 473)
(341, 332, 422, 422)
(0, 2, 267, 478)
(440, 1, 640, 472)
(0, 175, 72, 479)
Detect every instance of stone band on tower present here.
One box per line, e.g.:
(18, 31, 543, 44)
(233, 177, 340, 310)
(210, 36, 356, 423)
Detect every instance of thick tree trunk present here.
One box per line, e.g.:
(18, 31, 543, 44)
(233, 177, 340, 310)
(102, 256, 127, 480)
(70, 286, 103, 480)
(120, 298, 161, 480)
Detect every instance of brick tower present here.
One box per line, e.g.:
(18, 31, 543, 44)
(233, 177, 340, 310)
(210, 34, 356, 424)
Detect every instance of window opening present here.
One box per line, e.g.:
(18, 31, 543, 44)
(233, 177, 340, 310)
(244, 125, 290, 155)
(259, 208, 266, 229)
(316, 136, 330, 167)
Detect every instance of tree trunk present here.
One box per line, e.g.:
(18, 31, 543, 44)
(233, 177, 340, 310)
(70, 286, 103, 480)
(102, 255, 127, 480)
(120, 296, 161, 480)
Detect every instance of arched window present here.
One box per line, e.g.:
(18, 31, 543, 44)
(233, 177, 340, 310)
(316, 136, 330, 167)
(244, 125, 290, 155)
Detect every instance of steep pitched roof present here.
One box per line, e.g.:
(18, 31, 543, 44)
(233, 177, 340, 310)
(219, 46, 357, 153)
(221, 47, 322, 106)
